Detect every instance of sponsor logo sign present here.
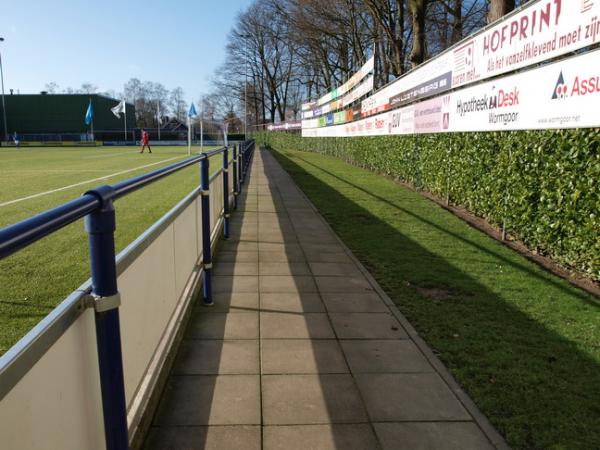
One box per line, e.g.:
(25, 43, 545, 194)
(316, 57, 375, 106)
(302, 49, 600, 137)
(267, 121, 302, 131)
(389, 72, 452, 108)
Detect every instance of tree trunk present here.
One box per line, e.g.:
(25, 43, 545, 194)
(487, 0, 515, 24)
(409, 0, 427, 68)
(451, 0, 463, 44)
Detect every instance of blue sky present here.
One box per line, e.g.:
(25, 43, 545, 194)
(0, 0, 253, 103)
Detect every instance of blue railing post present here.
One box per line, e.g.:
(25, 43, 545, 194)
(84, 185, 129, 450)
(200, 157, 213, 306)
(223, 146, 230, 239)
(232, 144, 238, 210)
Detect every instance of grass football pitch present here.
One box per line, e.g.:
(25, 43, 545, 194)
(0, 145, 222, 355)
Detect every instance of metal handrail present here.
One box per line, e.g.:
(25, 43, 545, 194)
(0, 140, 256, 450)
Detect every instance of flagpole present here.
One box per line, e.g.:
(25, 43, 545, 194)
(89, 97, 94, 141)
(187, 116, 191, 156)
(91, 97, 94, 141)
(124, 101, 127, 142)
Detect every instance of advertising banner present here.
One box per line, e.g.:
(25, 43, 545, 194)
(304, 67, 375, 119)
(343, 76, 375, 107)
(359, 0, 600, 118)
(303, 49, 600, 137)
(267, 121, 302, 131)
(315, 57, 375, 106)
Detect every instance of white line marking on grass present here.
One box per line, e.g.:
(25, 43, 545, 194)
(0, 156, 183, 208)
(82, 150, 145, 159)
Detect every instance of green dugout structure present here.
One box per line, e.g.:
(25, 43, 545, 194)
(0, 93, 135, 143)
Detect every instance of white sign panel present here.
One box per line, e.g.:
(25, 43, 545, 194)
(314, 57, 375, 107)
(303, 49, 600, 137)
(267, 121, 302, 131)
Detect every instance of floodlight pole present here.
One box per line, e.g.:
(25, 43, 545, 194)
(0, 37, 8, 143)
(238, 34, 251, 140)
(200, 96, 204, 152)
(157, 100, 161, 141)
(244, 36, 248, 140)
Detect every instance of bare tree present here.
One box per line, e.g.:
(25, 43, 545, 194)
(45, 82, 59, 93)
(123, 78, 171, 127)
(170, 87, 187, 122)
(79, 83, 98, 94)
(366, 0, 407, 80)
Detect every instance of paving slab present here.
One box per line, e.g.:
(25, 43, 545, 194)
(144, 149, 504, 450)
(213, 262, 259, 276)
(340, 340, 433, 373)
(329, 313, 408, 339)
(355, 373, 471, 421)
(374, 422, 495, 450)
(309, 262, 364, 277)
(217, 251, 258, 263)
(261, 374, 367, 424)
(263, 424, 378, 450)
(260, 312, 335, 339)
(259, 261, 311, 276)
(321, 292, 390, 313)
(259, 275, 318, 293)
(261, 339, 348, 374)
(260, 292, 325, 313)
(186, 312, 259, 340)
(315, 276, 375, 293)
(212, 275, 259, 293)
(203, 293, 259, 312)
(144, 426, 261, 450)
(259, 250, 306, 262)
(173, 340, 260, 375)
(153, 375, 261, 426)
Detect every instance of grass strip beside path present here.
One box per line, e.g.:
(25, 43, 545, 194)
(269, 146, 599, 450)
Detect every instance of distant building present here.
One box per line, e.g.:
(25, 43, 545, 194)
(161, 117, 188, 132)
(0, 93, 135, 141)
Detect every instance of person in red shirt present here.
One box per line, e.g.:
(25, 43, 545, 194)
(140, 129, 152, 153)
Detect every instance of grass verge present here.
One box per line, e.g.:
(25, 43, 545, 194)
(269, 146, 599, 450)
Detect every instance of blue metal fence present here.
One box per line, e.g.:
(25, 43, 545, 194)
(0, 140, 256, 450)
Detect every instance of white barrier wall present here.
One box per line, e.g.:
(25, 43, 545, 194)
(0, 305, 105, 449)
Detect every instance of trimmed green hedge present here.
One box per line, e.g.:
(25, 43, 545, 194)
(258, 130, 600, 280)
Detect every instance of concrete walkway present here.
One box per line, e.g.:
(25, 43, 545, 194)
(143, 149, 505, 450)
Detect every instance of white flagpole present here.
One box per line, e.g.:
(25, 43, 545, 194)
(200, 119, 203, 152)
(89, 98, 94, 141)
(187, 116, 191, 156)
(124, 101, 127, 142)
